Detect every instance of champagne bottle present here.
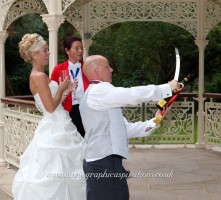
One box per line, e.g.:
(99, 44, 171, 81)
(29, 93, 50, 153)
(156, 77, 188, 111)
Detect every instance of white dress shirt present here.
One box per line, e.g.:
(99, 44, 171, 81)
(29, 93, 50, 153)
(86, 81, 172, 138)
(68, 60, 84, 105)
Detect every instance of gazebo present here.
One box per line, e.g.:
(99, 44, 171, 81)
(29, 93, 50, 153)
(0, 0, 221, 167)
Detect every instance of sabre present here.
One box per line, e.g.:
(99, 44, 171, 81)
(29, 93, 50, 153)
(154, 48, 188, 125)
(174, 48, 180, 81)
(174, 48, 186, 92)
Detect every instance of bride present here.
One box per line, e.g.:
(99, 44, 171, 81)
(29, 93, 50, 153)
(12, 33, 86, 200)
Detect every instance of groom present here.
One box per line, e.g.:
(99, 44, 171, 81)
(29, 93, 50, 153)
(79, 55, 179, 200)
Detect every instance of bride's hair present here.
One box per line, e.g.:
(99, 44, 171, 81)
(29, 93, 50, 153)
(19, 33, 47, 63)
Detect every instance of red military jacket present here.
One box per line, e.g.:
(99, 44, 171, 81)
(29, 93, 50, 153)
(50, 60, 89, 112)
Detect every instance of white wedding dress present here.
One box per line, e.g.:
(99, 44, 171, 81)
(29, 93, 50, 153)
(12, 81, 86, 200)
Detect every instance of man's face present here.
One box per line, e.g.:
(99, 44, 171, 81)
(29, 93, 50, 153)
(98, 58, 113, 82)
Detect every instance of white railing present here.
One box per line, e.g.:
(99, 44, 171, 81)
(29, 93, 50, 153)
(1, 93, 221, 167)
(122, 94, 196, 146)
(1, 97, 42, 167)
(204, 93, 221, 147)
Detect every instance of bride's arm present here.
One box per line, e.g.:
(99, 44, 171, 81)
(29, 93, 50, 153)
(31, 73, 69, 113)
(61, 79, 78, 102)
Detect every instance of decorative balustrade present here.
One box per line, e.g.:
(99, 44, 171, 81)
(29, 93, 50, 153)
(203, 93, 221, 146)
(123, 93, 197, 146)
(1, 96, 42, 167)
(1, 93, 221, 167)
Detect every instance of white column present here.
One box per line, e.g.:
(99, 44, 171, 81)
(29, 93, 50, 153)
(0, 31, 9, 166)
(48, 0, 62, 15)
(82, 1, 92, 60)
(41, 14, 65, 76)
(195, 39, 208, 148)
(194, 0, 207, 148)
(82, 38, 92, 60)
(0, 31, 8, 98)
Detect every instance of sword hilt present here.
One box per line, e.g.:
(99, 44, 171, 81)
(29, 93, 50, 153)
(176, 77, 188, 92)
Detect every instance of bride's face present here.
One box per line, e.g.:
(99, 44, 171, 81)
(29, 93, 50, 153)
(32, 45, 50, 67)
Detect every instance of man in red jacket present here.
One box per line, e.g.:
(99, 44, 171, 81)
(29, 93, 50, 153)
(51, 36, 89, 138)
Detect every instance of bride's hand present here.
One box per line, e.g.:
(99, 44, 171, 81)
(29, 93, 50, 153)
(66, 78, 78, 93)
(58, 76, 69, 92)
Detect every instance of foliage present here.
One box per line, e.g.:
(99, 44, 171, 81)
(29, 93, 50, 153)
(204, 25, 221, 93)
(90, 22, 198, 90)
(4, 14, 221, 95)
(58, 21, 80, 63)
(5, 13, 48, 95)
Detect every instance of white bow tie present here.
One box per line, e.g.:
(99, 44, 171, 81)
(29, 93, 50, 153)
(69, 61, 81, 69)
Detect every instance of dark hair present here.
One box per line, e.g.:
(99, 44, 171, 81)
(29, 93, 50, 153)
(63, 36, 82, 59)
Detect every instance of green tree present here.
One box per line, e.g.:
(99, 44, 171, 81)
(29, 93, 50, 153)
(5, 13, 48, 95)
(90, 22, 197, 89)
(5, 15, 221, 95)
(58, 21, 80, 63)
(205, 24, 221, 93)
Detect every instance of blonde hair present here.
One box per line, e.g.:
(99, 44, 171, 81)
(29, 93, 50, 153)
(19, 33, 47, 63)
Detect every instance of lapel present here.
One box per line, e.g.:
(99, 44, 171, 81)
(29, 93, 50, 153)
(64, 60, 70, 78)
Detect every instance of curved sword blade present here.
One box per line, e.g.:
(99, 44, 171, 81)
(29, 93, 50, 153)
(174, 48, 180, 81)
